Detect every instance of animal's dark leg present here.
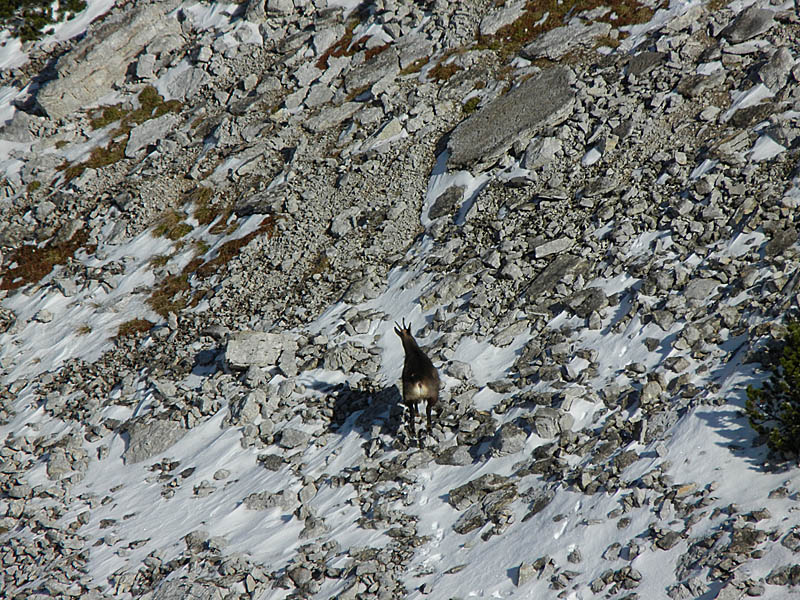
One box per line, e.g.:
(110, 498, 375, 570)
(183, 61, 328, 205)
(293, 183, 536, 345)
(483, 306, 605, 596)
(406, 400, 417, 438)
(426, 400, 433, 431)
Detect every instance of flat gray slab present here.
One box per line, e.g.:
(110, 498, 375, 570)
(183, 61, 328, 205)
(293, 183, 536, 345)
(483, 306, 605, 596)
(446, 67, 575, 168)
(36, 2, 181, 120)
(123, 418, 187, 464)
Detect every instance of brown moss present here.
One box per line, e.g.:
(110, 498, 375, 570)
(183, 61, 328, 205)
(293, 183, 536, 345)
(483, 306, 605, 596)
(147, 272, 190, 317)
(399, 56, 429, 76)
(707, 0, 732, 10)
(85, 138, 127, 169)
(187, 186, 218, 225)
(594, 34, 621, 49)
(89, 104, 126, 129)
(429, 60, 461, 81)
(307, 252, 330, 278)
(153, 209, 193, 240)
(481, 0, 657, 60)
(146, 216, 278, 318)
(364, 43, 389, 62)
(462, 96, 481, 114)
(1, 230, 89, 291)
(316, 18, 359, 70)
(150, 254, 171, 268)
(116, 318, 155, 338)
(194, 216, 277, 279)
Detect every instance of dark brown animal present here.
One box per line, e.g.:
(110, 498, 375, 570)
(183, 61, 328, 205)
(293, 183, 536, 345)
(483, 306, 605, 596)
(394, 319, 440, 437)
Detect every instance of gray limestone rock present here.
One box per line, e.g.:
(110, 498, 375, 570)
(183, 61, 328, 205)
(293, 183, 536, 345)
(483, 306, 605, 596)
(534, 237, 574, 259)
(765, 225, 798, 257)
(230, 390, 265, 426)
(225, 332, 296, 369)
(123, 418, 187, 464)
(266, 0, 293, 16)
(344, 47, 400, 93)
(165, 67, 211, 101)
(0, 110, 34, 142)
(521, 21, 612, 61)
(479, 0, 527, 37)
(447, 67, 575, 168)
(721, 4, 775, 43)
(153, 579, 226, 600)
(46, 447, 73, 480)
(429, 186, 464, 220)
(759, 47, 794, 92)
(435, 445, 473, 466)
(492, 319, 529, 347)
(278, 428, 311, 449)
(446, 360, 473, 381)
(565, 287, 608, 319)
(684, 278, 719, 302)
(330, 207, 361, 237)
(491, 423, 527, 455)
(522, 137, 562, 170)
(449, 473, 514, 511)
(304, 102, 360, 133)
(243, 489, 295, 511)
(126, 113, 180, 158)
(627, 51, 667, 77)
(526, 255, 589, 301)
(37, 2, 181, 119)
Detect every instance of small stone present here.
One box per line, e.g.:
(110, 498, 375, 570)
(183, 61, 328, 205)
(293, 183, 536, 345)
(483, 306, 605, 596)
(279, 428, 311, 449)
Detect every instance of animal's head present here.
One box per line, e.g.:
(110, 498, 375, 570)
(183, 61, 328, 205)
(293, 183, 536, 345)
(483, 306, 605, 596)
(394, 319, 414, 342)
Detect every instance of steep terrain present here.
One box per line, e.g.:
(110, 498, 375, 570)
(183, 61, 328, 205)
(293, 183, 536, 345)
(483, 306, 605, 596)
(1, 0, 800, 598)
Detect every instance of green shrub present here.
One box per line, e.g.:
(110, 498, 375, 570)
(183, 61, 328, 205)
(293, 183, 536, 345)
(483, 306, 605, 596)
(746, 319, 800, 456)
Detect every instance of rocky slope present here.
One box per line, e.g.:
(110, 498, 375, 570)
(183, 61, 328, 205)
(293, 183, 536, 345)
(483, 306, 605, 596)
(1, 0, 800, 598)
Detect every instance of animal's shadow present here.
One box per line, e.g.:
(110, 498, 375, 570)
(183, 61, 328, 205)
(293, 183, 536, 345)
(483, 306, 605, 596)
(323, 382, 409, 443)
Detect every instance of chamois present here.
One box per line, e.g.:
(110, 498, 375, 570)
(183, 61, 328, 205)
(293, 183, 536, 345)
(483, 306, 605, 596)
(394, 319, 440, 438)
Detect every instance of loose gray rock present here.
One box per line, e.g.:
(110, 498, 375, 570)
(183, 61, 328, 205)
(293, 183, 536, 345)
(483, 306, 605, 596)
(526, 255, 589, 301)
(521, 21, 611, 61)
(759, 47, 794, 92)
(229, 389, 265, 426)
(164, 67, 211, 101)
(683, 278, 718, 302)
(429, 186, 464, 220)
(123, 417, 187, 464)
(278, 428, 311, 449)
(435, 445, 473, 466)
(720, 4, 775, 43)
(479, 0, 527, 37)
(243, 490, 295, 511)
(226, 332, 296, 369)
(627, 51, 667, 77)
(447, 67, 575, 168)
(534, 237, 574, 259)
(491, 423, 527, 455)
(126, 113, 180, 157)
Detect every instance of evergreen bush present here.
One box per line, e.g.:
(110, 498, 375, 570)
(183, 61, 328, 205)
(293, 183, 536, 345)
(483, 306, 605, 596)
(746, 319, 800, 456)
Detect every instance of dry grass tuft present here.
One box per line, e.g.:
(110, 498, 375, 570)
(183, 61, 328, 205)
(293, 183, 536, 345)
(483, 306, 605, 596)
(1, 230, 91, 292)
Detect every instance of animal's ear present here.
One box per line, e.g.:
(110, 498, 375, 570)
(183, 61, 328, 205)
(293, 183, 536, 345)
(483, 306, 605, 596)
(394, 322, 402, 337)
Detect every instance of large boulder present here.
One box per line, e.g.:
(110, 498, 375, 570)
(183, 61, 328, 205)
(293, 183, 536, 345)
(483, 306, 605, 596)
(447, 67, 575, 168)
(36, 2, 182, 120)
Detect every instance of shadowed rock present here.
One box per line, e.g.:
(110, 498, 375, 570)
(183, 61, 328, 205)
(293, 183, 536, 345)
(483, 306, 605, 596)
(447, 67, 575, 168)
